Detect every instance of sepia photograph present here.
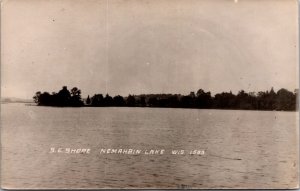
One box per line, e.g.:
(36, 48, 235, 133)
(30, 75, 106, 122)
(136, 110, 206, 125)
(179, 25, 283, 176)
(0, 0, 299, 189)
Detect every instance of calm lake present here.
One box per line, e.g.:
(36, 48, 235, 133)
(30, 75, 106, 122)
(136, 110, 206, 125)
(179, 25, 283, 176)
(1, 103, 298, 189)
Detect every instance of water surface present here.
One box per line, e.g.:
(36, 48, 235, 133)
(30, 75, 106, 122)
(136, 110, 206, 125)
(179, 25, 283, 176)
(1, 103, 298, 189)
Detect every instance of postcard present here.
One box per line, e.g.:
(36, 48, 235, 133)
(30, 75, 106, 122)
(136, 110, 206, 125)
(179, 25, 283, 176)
(1, 0, 299, 189)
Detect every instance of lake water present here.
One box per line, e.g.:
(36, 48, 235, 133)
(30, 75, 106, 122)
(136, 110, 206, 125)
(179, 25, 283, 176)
(1, 103, 298, 189)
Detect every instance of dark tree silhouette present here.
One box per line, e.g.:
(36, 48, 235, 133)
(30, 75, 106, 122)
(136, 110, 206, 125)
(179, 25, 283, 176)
(91, 94, 104, 106)
(180, 95, 194, 108)
(196, 89, 212, 108)
(33, 91, 41, 104)
(56, 86, 71, 106)
(139, 96, 146, 107)
(104, 94, 113, 106)
(276, 88, 296, 111)
(34, 86, 83, 106)
(214, 92, 236, 109)
(70, 87, 84, 106)
(113, 95, 125, 106)
(34, 86, 297, 111)
(86, 95, 91, 105)
(126, 95, 136, 107)
(148, 97, 158, 107)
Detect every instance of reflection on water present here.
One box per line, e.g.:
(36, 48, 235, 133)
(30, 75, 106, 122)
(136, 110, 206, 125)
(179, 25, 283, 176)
(1, 103, 298, 189)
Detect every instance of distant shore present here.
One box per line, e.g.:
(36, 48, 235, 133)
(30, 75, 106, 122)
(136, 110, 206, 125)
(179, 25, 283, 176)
(2, 100, 297, 112)
(31, 86, 298, 111)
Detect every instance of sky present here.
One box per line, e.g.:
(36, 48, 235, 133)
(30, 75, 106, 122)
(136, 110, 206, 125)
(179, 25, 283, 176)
(1, 0, 299, 99)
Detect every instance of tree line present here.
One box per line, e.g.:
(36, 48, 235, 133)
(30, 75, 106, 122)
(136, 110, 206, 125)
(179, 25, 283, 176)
(33, 86, 84, 107)
(33, 86, 298, 111)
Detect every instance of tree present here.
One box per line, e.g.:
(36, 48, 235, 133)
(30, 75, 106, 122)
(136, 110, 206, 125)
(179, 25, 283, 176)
(267, 87, 277, 110)
(57, 86, 71, 106)
(236, 90, 253, 109)
(38, 92, 52, 106)
(33, 91, 41, 104)
(148, 97, 158, 107)
(196, 89, 205, 97)
(91, 94, 104, 106)
(167, 95, 179, 107)
(189, 91, 196, 98)
(104, 94, 113, 106)
(276, 88, 296, 111)
(214, 92, 236, 109)
(196, 89, 212, 108)
(113, 95, 125, 106)
(86, 95, 91, 105)
(71, 87, 81, 98)
(69, 87, 83, 106)
(126, 95, 136, 107)
(180, 95, 194, 108)
(140, 96, 146, 107)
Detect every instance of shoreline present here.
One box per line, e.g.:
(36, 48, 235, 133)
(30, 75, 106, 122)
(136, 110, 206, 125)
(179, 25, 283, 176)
(16, 103, 297, 112)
